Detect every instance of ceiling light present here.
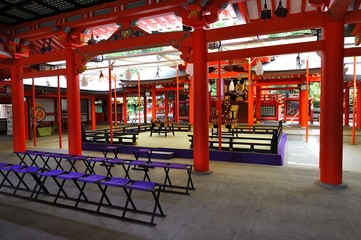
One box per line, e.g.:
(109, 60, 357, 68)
(274, 0, 288, 18)
(260, 0, 272, 20)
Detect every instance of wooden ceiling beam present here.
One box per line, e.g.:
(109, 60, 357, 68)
(206, 11, 327, 42)
(207, 41, 323, 62)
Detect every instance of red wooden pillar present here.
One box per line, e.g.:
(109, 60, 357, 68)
(122, 91, 127, 124)
(143, 94, 147, 123)
(10, 64, 26, 152)
(248, 60, 254, 126)
(192, 26, 209, 172)
(152, 86, 156, 120)
(66, 48, 82, 155)
(165, 92, 169, 122)
(319, 19, 345, 187)
(357, 82, 361, 128)
(299, 86, 308, 127)
(256, 86, 261, 121)
(344, 84, 349, 126)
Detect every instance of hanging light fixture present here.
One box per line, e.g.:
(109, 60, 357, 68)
(260, 0, 272, 20)
(255, 60, 264, 75)
(274, 0, 288, 18)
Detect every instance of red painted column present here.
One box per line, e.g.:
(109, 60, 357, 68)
(248, 60, 254, 126)
(299, 87, 308, 127)
(356, 82, 361, 128)
(344, 84, 349, 126)
(192, 26, 209, 172)
(164, 92, 169, 122)
(122, 92, 127, 124)
(152, 86, 156, 120)
(319, 19, 345, 186)
(256, 86, 261, 121)
(66, 48, 82, 155)
(10, 64, 26, 152)
(143, 94, 147, 123)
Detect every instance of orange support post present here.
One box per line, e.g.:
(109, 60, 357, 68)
(138, 74, 141, 124)
(299, 86, 308, 127)
(192, 27, 209, 172)
(66, 48, 82, 155)
(248, 59, 254, 126)
(123, 91, 127, 124)
(217, 61, 222, 151)
(108, 67, 113, 144)
(352, 56, 356, 144)
(319, 19, 345, 187)
(11, 64, 26, 152)
(165, 92, 169, 122)
(143, 94, 147, 123)
(176, 67, 180, 124)
(31, 78, 37, 147)
(344, 84, 350, 126)
(57, 76, 62, 149)
(114, 77, 118, 126)
(152, 85, 156, 120)
(256, 86, 261, 121)
(357, 82, 361, 128)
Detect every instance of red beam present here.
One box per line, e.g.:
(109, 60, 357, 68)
(12, 0, 182, 40)
(344, 10, 361, 24)
(19, 69, 66, 79)
(254, 79, 304, 86)
(344, 47, 361, 57)
(0, 81, 11, 86)
(206, 12, 327, 42)
(328, 0, 353, 21)
(207, 41, 324, 61)
(76, 31, 189, 58)
(17, 51, 66, 66)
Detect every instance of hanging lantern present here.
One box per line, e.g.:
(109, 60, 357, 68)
(81, 75, 88, 87)
(126, 67, 132, 80)
(255, 60, 264, 75)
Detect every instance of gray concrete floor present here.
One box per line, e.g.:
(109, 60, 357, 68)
(0, 123, 361, 240)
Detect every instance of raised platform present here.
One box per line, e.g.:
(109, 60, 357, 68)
(82, 133, 286, 166)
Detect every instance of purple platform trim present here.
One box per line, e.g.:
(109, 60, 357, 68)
(82, 134, 287, 166)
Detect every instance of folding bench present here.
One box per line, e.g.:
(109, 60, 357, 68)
(100, 146, 121, 158)
(12, 165, 43, 195)
(53, 172, 87, 204)
(0, 164, 25, 189)
(15, 150, 42, 167)
(97, 177, 165, 225)
(102, 158, 128, 177)
(83, 157, 109, 175)
(132, 149, 153, 162)
(32, 169, 67, 199)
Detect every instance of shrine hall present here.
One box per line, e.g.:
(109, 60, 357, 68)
(1, 0, 361, 239)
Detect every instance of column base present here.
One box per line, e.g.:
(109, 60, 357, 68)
(193, 170, 213, 175)
(314, 180, 347, 189)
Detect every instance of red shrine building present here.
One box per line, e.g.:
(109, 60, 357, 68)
(1, 0, 361, 188)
